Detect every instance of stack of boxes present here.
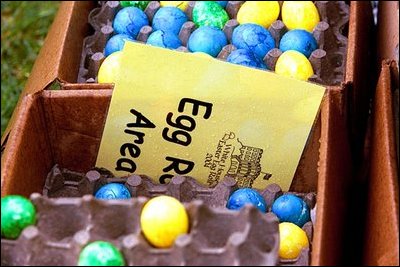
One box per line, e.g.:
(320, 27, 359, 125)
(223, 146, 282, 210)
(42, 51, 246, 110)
(2, 1, 397, 266)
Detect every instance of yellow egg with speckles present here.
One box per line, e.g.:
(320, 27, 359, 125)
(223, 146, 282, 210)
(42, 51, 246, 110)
(282, 1, 320, 32)
(279, 222, 309, 260)
(237, 1, 280, 28)
(275, 50, 314, 81)
(140, 195, 189, 248)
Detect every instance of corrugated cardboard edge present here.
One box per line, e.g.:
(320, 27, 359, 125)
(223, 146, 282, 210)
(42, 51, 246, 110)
(1, 1, 94, 146)
(363, 61, 399, 266)
(311, 85, 352, 266)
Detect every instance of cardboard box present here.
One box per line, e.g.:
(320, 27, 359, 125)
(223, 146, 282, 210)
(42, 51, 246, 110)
(1, 1, 374, 265)
(363, 61, 399, 266)
(1, 1, 375, 157)
(362, 2, 399, 265)
(1, 84, 351, 266)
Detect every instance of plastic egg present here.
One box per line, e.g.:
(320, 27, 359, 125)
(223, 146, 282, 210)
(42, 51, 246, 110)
(279, 222, 309, 260)
(231, 23, 275, 60)
(152, 7, 188, 35)
(113, 7, 149, 39)
(78, 241, 125, 266)
(188, 26, 228, 57)
(226, 188, 267, 213)
(95, 183, 131, 200)
(271, 194, 310, 227)
(281, 1, 320, 32)
(104, 33, 134, 56)
(159, 1, 189, 11)
(227, 49, 267, 69)
(140, 196, 189, 248)
(146, 30, 182, 49)
(237, 1, 280, 28)
(275, 50, 314, 81)
(279, 29, 318, 58)
(120, 1, 150, 10)
(192, 1, 229, 30)
(1, 195, 37, 239)
(98, 51, 123, 83)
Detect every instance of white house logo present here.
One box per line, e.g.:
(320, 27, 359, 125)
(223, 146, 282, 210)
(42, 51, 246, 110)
(204, 132, 272, 187)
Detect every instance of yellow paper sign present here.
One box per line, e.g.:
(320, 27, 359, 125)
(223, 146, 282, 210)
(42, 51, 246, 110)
(96, 42, 325, 190)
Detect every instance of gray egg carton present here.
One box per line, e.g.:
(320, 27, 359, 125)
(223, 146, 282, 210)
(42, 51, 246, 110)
(77, 1, 349, 86)
(1, 165, 315, 266)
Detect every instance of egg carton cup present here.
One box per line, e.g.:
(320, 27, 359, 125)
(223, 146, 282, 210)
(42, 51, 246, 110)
(0, 164, 315, 266)
(77, 1, 349, 86)
(43, 165, 317, 211)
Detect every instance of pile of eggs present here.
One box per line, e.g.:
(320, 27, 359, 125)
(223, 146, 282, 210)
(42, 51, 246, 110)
(99, 1, 322, 83)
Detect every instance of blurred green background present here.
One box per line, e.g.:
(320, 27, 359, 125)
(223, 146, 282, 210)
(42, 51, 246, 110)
(1, 1, 60, 136)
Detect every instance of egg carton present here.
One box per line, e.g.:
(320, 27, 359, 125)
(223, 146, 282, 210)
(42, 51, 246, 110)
(77, 1, 349, 86)
(1, 165, 315, 266)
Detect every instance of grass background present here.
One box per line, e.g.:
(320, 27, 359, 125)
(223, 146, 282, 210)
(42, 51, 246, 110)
(1, 1, 60, 136)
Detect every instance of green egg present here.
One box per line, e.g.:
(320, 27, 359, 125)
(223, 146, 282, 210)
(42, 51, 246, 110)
(192, 1, 229, 30)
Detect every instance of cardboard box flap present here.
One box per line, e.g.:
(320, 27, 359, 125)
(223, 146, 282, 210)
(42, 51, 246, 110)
(311, 84, 352, 265)
(363, 61, 399, 266)
(1, 1, 94, 145)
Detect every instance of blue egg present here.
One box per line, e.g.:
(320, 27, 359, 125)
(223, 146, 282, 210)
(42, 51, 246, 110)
(146, 30, 182, 49)
(227, 49, 267, 69)
(188, 26, 228, 57)
(231, 23, 275, 60)
(271, 194, 310, 227)
(279, 29, 318, 58)
(226, 188, 267, 213)
(216, 1, 228, 8)
(95, 183, 131, 200)
(113, 7, 149, 39)
(152, 7, 188, 35)
(104, 34, 134, 56)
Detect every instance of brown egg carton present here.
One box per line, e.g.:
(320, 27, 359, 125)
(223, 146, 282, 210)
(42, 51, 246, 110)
(0, 164, 315, 266)
(77, 1, 349, 86)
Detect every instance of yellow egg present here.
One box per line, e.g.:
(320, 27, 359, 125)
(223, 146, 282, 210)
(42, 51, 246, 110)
(237, 1, 280, 28)
(275, 50, 314, 81)
(279, 222, 309, 260)
(160, 1, 189, 11)
(97, 51, 123, 83)
(282, 1, 320, 32)
(140, 195, 189, 248)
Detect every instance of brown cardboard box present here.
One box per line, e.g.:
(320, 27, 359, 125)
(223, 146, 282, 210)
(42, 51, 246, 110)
(363, 61, 399, 266)
(0, 1, 375, 265)
(362, 1, 399, 265)
(1, 1, 375, 157)
(0, 84, 351, 266)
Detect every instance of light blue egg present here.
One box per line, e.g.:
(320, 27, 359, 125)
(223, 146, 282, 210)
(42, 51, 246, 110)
(188, 26, 228, 57)
(113, 7, 149, 39)
(104, 33, 134, 56)
(279, 29, 318, 58)
(231, 23, 275, 60)
(226, 188, 267, 213)
(152, 7, 188, 35)
(147, 30, 182, 49)
(95, 183, 131, 200)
